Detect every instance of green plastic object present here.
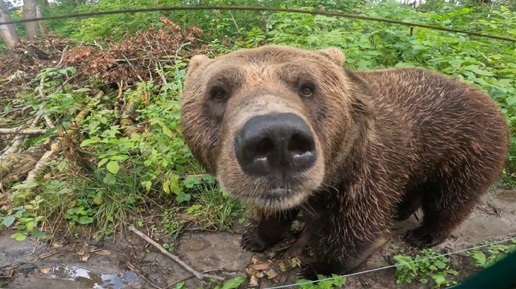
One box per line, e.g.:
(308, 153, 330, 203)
(455, 250, 516, 289)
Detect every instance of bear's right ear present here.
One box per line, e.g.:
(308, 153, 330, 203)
(188, 54, 210, 74)
(318, 47, 346, 67)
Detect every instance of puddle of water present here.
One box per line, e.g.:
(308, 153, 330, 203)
(47, 266, 138, 289)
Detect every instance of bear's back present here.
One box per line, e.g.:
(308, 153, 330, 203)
(355, 67, 508, 182)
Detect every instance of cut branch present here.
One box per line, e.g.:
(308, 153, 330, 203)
(25, 141, 60, 184)
(0, 128, 47, 135)
(128, 225, 224, 281)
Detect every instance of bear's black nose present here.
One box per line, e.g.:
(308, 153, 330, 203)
(234, 113, 316, 178)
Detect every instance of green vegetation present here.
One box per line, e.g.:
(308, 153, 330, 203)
(467, 240, 516, 268)
(393, 249, 458, 288)
(172, 276, 246, 289)
(296, 274, 347, 289)
(0, 0, 515, 287)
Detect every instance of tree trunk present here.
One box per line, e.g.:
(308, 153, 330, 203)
(23, 0, 38, 39)
(0, 0, 20, 50)
(35, 3, 47, 36)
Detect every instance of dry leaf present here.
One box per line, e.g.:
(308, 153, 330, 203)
(93, 249, 111, 256)
(80, 253, 90, 262)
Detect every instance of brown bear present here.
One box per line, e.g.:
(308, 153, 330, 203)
(179, 45, 509, 278)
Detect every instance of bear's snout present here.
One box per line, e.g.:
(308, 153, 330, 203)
(234, 113, 316, 179)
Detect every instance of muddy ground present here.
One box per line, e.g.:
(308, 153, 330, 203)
(1, 188, 515, 289)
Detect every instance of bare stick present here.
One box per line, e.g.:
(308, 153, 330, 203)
(128, 225, 224, 281)
(25, 141, 61, 184)
(2, 136, 24, 156)
(0, 128, 47, 135)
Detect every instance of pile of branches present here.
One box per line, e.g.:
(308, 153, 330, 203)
(63, 16, 203, 85)
(0, 17, 204, 198)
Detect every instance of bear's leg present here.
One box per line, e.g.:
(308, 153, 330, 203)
(302, 229, 390, 279)
(405, 173, 486, 248)
(241, 208, 299, 252)
(299, 204, 391, 279)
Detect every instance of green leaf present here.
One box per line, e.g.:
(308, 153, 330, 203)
(109, 155, 129, 161)
(172, 281, 186, 289)
(176, 192, 191, 203)
(506, 97, 516, 107)
(80, 137, 100, 147)
(169, 175, 181, 195)
(163, 180, 171, 194)
(31, 230, 46, 239)
(432, 274, 447, 286)
(221, 276, 246, 289)
(11, 232, 27, 241)
(434, 260, 447, 269)
(103, 172, 116, 185)
(2, 216, 16, 227)
(98, 158, 109, 167)
(78, 216, 94, 225)
(25, 221, 35, 232)
(144, 181, 152, 192)
(106, 161, 120, 175)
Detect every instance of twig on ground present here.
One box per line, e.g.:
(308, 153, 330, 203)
(56, 45, 69, 67)
(0, 128, 47, 135)
(166, 268, 242, 289)
(128, 225, 225, 281)
(1, 136, 24, 156)
(1, 115, 40, 156)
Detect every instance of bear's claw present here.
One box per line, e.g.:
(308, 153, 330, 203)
(241, 227, 268, 252)
(405, 227, 450, 248)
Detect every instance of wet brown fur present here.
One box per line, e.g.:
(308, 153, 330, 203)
(180, 45, 509, 277)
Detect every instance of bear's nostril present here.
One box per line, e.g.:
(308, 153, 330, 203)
(288, 133, 314, 157)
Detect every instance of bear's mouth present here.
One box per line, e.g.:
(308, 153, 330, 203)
(259, 185, 295, 201)
(269, 187, 292, 196)
(238, 182, 312, 210)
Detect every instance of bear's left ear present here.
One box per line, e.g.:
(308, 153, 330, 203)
(318, 47, 346, 66)
(188, 54, 210, 75)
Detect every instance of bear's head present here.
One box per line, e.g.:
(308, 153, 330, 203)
(180, 45, 372, 212)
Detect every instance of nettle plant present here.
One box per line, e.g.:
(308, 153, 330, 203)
(393, 249, 458, 288)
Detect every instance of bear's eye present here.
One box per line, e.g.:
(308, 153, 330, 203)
(210, 87, 227, 101)
(299, 84, 314, 98)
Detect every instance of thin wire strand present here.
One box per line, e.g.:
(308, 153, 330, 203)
(264, 237, 516, 289)
(0, 6, 515, 42)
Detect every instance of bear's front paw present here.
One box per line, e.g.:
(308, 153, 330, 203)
(240, 226, 268, 252)
(299, 263, 319, 281)
(405, 227, 450, 248)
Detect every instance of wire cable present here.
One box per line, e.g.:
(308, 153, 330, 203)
(0, 6, 515, 42)
(264, 237, 516, 289)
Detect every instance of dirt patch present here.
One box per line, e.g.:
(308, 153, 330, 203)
(1, 189, 515, 289)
